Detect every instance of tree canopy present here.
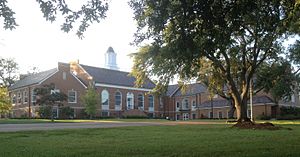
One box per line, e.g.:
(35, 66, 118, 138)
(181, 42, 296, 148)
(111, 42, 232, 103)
(0, 0, 109, 38)
(0, 57, 18, 87)
(129, 0, 300, 122)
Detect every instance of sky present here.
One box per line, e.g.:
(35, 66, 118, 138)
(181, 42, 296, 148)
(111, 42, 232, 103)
(0, 0, 137, 73)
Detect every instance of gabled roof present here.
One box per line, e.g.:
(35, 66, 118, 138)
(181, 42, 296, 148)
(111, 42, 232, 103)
(80, 64, 155, 89)
(172, 83, 207, 97)
(199, 95, 274, 109)
(9, 68, 57, 90)
(166, 84, 179, 96)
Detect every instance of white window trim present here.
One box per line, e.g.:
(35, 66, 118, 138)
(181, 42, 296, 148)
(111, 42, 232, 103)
(101, 89, 109, 107)
(148, 95, 154, 112)
(95, 83, 152, 92)
(23, 90, 28, 104)
(68, 90, 77, 103)
(138, 93, 144, 110)
(31, 88, 36, 103)
(126, 92, 134, 110)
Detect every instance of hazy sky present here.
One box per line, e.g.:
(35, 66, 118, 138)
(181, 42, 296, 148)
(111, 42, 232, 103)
(0, 0, 137, 73)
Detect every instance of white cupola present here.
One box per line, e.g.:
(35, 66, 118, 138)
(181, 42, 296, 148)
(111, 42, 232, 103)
(104, 46, 119, 70)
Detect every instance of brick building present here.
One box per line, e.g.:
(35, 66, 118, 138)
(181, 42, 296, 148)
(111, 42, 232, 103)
(163, 83, 298, 120)
(8, 47, 299, 120)
(9, 47, 160, 118)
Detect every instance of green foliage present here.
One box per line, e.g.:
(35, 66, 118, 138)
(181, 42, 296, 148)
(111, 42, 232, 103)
(1, 0, 109, 38)
(256, 115, 272, 120)
(0, 0, 18, 30)
(0, 57, 19, 87)
(81, 86, 99, 119)
(35, 83, 67, 121)
(256, 60, 295, 103)
(38, 105, 52, 119)
(0, 87, 11, 115)
(59, 106, 74, 119)
(280, 106, 300, 116)
(129, 0, 300, 121)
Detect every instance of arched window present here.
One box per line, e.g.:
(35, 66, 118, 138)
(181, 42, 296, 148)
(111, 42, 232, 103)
(126, 92, 134, 110)
(182, 99, 189, 109)
(101, 90, 109, 106)
(138, 94, 144, 109)
(148, 95, 154, 108)
(115, 91, 122, 106)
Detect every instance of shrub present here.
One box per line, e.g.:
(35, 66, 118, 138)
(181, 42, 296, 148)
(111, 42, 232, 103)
(280, 106, 300, 116)
(38, 106, 52, 118)
(277, 114, 300, 120)
(59, 107, 74, 119)
(256, 115, 272, 120)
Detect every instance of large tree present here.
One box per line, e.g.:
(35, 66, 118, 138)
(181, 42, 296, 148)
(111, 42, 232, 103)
(0, 0, 109, 38)
(35, 83, 67, 121)
(0, 57, 18, 87)
(129, 0, 300, 123)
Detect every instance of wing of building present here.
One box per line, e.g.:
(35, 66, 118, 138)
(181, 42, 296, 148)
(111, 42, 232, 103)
(9, 61, 159, 118)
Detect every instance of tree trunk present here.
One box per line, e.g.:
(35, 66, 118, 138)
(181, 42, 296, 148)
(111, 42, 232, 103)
(228, 99, 236, 119)
(234, 98, 251, 123)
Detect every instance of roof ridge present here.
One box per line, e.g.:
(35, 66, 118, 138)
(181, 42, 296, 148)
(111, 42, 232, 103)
(80, 64, 130, 74)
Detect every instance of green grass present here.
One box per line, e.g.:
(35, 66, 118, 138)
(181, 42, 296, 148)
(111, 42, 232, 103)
(0, 118, 170, 124)
(0, 124, 300, 157)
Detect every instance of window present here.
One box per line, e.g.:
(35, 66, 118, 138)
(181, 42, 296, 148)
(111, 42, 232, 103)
(12, 94, 16, 104)
(63, 72, 67, 80)
(101, 90, 109, 106)
(31, 89, 36, 103)
(17, 92, 22, 104)
(148, 95, 154, 108)
(115, 91, 122, 106)
(192, 100, 196, 107)
(51, 89, 60, 94)
(209, 111, 213, 119)
(101, 111, 109, 117)
(218, 111, 223, 119)
(192, 113, 196, 119)
(176, 102, 180, 108)
(23, 90, 28, 103)
(182, 99, 189, 109)
(68, 90, 77, 103)
(176, 114, 180, 121)
(138, 94, 144, 109)
(126, 92, 134, 110)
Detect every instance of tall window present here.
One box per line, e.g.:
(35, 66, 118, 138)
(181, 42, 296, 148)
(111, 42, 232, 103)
(31, 89, 36, 103)
(23, 90, 28, 103)
(182, 99, 189, 109)
(68, 90, 77, 103)
(176, 102, 180, 108)
(17, 92, 22, 104)
(148, 95, 154, 108)
(126, 92, 134, 110)
(63, 72, 67, 80)
(115, 91, 122, 106)
(12, 94, 16, 104)
(101, 90, 109, 106)
(138, 94, 144, 109)
(219, 111, 223, 118)
(192, 100, 196, 107)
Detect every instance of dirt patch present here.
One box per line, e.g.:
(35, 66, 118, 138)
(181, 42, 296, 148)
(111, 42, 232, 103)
(232, 121, 291, 130)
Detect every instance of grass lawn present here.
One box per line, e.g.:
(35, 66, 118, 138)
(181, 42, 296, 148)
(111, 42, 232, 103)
(0, 118, 170, 124)
(0, 124, 299, 157)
